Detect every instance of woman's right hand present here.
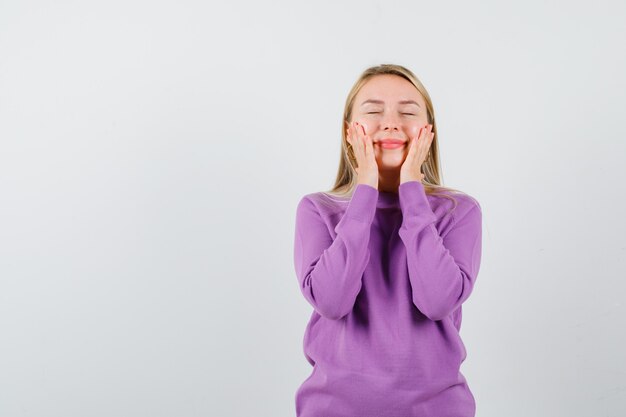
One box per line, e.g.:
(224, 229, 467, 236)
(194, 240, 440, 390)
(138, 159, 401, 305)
(346, 121, 379, 189)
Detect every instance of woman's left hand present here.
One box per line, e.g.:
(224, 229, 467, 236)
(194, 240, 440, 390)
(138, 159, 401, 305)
(400, 123, 434, 184)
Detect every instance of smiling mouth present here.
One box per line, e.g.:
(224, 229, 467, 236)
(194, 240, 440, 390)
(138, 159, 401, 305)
(376, 138, 406, 144)
(377, 142, 406, 149)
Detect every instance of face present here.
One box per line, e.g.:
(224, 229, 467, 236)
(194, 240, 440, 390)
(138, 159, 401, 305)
(349, 74, 429, 171)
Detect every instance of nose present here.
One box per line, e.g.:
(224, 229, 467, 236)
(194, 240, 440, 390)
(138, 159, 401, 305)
(381, 112, 401, 131)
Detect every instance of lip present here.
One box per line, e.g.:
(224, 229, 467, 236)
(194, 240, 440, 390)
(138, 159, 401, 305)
(376, 138, 406, 149)
(377, 138, 406, 144)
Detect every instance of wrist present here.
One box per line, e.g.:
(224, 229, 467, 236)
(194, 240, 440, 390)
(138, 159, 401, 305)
(357, 178, 378, 189)
(400, 174, 424, 184)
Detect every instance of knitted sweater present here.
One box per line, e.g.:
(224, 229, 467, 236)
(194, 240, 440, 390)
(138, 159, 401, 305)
(293, 181, 482, 417)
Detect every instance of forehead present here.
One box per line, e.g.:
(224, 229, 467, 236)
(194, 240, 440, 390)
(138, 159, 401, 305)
(355, 74, 424, 106)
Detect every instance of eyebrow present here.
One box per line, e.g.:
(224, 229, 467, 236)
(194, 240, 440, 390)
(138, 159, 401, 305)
(360, 99, 421, 108)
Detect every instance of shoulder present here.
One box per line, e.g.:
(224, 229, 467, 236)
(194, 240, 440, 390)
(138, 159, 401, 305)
(298, 191, 349, 211)
(453, 190, 481, 212)
(428, 188, 481, 222)
(296, 191, 350, 220)
(447, 190, 481, 226)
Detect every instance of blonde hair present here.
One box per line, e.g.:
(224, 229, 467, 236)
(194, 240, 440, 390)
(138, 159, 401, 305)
(324, 63, 463, 212)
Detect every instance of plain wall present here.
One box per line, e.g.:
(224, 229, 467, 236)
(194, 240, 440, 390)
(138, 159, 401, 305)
(1, 0, 625, 416)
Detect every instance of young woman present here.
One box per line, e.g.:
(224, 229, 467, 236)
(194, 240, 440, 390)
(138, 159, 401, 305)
(293, 64, 483, 417)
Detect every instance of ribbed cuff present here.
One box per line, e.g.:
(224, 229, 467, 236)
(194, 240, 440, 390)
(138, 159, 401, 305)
(399, 180, 437, 223)
(343, 183, 378, 223)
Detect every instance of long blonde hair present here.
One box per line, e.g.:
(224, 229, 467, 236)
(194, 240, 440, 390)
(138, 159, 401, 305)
(325, 63, 463, 211)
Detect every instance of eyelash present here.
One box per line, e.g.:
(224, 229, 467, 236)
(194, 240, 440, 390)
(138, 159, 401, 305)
(366, 112, 416, 116)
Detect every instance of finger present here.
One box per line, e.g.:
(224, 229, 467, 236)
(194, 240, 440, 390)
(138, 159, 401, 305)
(407, 135, 415, 156)
(358, 122, 366, 137)
(422, 130, 434, 161)
(364, 132, 374, 158)
(410, 127, 423, 157)
(403, 137, 413, 164)
(347, 123, 359, 156)
(426, 131, 434, 148)
(359, 126, 368, 156)
(418, 125, 431, 151)
(421, 124, 430, 140)
(349, 122, 357, 146)
(360, 125, 374, 160)
(348, 122, 361, 165)
(413, 139, 420, 155)
(354, 122, 365, 154)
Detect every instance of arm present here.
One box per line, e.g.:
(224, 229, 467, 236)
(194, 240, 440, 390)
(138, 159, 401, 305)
(398, 181, 482, 321)
(294, 184, 378, 320)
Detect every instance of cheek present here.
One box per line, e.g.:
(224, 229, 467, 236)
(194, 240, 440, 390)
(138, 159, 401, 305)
(403, 125, 416, 138)
(407, 122, 427, 137)
(355, 120, 373, 136)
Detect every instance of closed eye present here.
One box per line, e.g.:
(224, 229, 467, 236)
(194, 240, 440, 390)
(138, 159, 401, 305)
(366, 112, 416, 115)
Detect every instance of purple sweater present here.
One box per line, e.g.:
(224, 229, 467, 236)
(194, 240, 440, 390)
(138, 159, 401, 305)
(293, 181, 482, 417)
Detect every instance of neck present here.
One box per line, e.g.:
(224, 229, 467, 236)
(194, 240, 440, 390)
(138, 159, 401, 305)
(378, 170, 400, 193)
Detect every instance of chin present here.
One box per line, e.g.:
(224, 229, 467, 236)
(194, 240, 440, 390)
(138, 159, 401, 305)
(377, 163, 403, 172)
(377, 155, 406, 168)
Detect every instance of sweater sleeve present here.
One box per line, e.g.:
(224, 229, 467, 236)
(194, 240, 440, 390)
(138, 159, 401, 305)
(294, 184, 378, 320)
(398, 180, 482, 321)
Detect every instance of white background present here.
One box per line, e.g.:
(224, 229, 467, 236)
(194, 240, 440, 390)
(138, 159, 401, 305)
(1, 1, 625, 416)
